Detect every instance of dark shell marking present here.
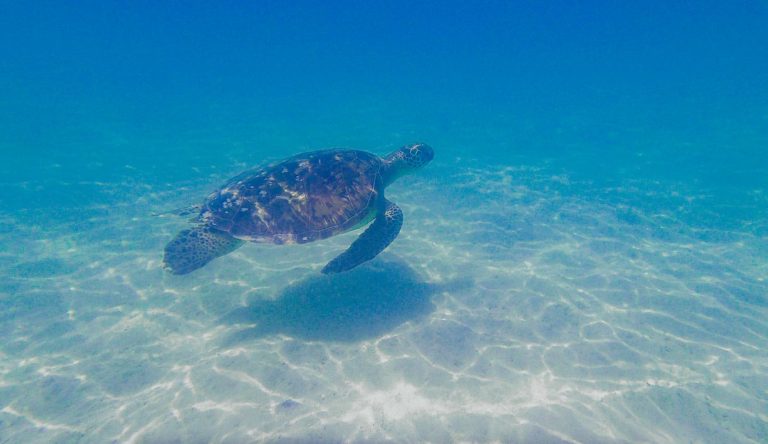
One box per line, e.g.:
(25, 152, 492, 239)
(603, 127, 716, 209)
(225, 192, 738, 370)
(200, 150, 382, 244)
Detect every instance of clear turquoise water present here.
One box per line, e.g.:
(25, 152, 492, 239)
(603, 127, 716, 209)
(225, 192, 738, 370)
(1, 2, 767, 442)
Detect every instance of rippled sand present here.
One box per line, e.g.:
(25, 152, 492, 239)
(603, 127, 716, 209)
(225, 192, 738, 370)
(1, 160, 766, 443)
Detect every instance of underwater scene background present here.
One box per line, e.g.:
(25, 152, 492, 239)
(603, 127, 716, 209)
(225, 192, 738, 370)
(1, 1, 767, 442)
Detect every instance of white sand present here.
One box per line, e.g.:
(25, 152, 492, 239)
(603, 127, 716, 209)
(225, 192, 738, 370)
(1, 160, 766, 443)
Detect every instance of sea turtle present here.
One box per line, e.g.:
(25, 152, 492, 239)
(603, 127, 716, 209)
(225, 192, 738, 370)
(163, 143, 434, 275)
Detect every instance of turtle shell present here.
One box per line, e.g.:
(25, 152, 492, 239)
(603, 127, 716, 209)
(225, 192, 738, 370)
(200, 150, 382, 244)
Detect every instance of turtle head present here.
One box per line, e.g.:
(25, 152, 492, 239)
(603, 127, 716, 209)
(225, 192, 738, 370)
(383, 143, 434, 185)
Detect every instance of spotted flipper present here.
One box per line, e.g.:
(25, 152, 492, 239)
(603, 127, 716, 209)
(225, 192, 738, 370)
(163, 226, 244, 275)
(321, 199, 403, 274)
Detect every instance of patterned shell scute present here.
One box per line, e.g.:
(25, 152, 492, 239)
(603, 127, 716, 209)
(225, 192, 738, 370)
(201, 150, 382, 243)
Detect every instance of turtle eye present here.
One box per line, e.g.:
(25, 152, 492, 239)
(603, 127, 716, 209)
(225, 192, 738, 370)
(408, 143, 433, 166)
(408, 149, 421, 165)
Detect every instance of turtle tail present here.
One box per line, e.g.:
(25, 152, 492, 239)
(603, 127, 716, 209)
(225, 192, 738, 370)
(163, 226, 244, 275)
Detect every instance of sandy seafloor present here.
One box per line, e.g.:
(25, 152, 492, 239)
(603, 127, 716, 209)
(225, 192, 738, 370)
(1, 137, 767, 443)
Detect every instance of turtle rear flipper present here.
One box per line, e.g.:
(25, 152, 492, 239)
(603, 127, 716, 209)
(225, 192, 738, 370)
(321, 200, 403, 274)
(163, 226, 244, 275)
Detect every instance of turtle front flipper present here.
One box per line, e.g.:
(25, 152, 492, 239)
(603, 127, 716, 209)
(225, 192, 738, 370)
(163, 226, 244, 275)
(321, 200, 403, 274)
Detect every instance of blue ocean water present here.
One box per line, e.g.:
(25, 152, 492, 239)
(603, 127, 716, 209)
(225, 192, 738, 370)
(1, 1, 767, 442)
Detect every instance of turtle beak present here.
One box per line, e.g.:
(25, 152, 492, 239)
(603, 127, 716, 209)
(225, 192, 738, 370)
(413, 143, 434, 164)
(423, 145, 434, 162)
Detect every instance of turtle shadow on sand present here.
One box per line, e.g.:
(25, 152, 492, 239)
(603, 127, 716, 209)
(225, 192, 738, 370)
(219, 256, 467, 345)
